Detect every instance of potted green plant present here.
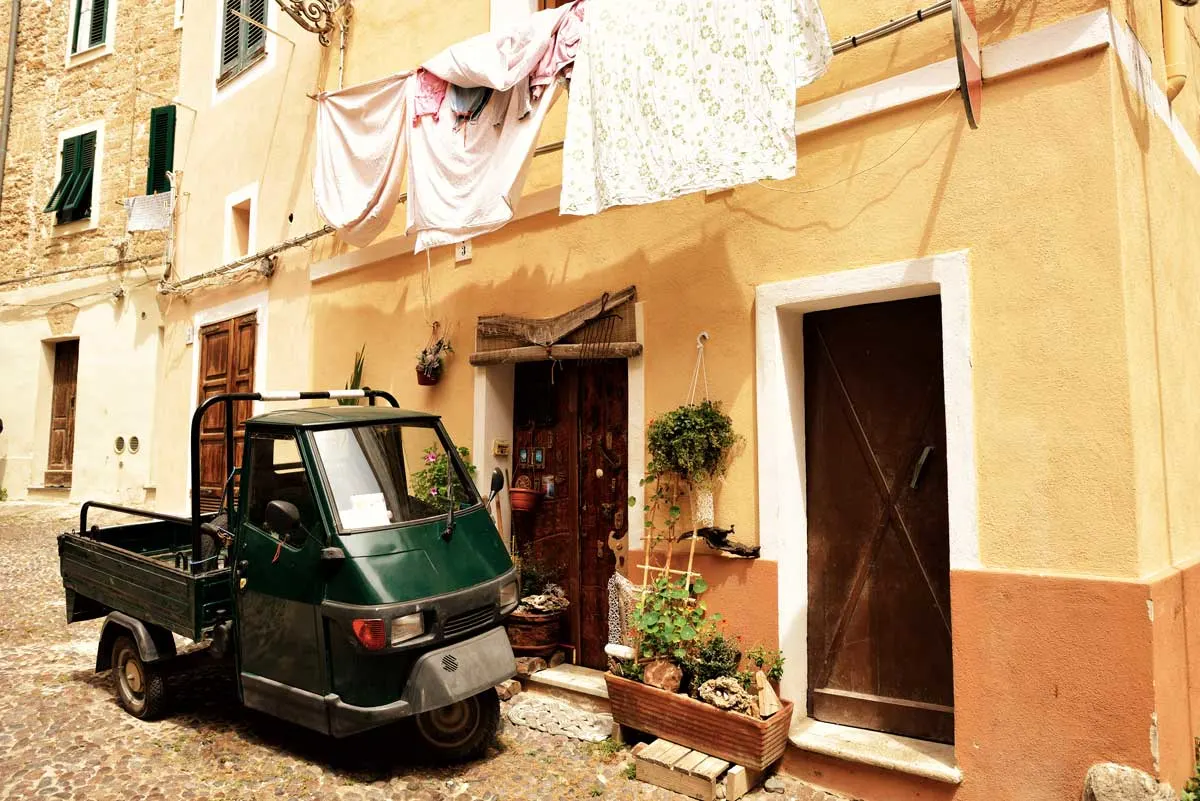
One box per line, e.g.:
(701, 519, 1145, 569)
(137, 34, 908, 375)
(411, 445, 476, 513)
(417, 335, 453, 386)
(505, 551, 568, 659)
(646, 400, 739, 527)
(338, 345, 366, 406)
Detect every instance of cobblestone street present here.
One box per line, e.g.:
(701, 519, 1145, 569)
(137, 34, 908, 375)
(0, 503, 812, 801)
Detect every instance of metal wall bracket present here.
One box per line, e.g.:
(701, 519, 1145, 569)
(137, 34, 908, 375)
(273, 0, 351, 46)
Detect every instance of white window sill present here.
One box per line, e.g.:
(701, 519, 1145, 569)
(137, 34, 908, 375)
(66, 43, 112, 70)
(52, 216, 99, 238)
(789, 717, 962, 785)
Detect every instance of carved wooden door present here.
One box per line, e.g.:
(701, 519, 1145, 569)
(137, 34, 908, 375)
(804, 296, 954, 743)
(577, 360, 627, 669)
(46, 339, 79, 487)
(197, 312, 256, 513)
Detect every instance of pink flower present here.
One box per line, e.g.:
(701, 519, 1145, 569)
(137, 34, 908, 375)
(425, 452, 438, 464)
(430, 487, 439, 496)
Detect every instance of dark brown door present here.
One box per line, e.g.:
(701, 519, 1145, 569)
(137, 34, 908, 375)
(512, 359, 629, 669)
(577, 360, 627, 669)
(804, 296, 954, 744)
(45, 339, 79, 487)
(197, 313, 257, 513)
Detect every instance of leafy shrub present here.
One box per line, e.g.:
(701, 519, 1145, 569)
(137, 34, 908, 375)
(746, 644, 786, 683)
(682, 631, 742, 696)
(515, 550, 560, 599)
(646, 401, 740, 487)
(410, 446, 476, 513)
(632, 574, 718, 662)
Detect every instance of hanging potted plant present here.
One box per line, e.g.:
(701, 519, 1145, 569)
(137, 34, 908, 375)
(646, 400, 740, 527)
(417, 323, 452, 386)
(505, 551, 569, 659)
(507, 474, 543, 513)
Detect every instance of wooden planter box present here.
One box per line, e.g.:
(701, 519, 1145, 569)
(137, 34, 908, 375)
(606, 673, 793, 771)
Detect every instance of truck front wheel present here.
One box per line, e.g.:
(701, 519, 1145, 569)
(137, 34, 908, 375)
(112, 635, 167, 720)
(413, 688, 500, 763)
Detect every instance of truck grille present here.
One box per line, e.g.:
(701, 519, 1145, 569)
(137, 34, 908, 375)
(443, 606, 494, 639)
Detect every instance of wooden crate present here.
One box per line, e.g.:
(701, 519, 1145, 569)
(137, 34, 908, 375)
(606, 673, 794, 770)
(634, 739, 765, 801)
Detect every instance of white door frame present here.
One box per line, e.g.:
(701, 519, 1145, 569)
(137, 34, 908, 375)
(755, 251, 979, 706)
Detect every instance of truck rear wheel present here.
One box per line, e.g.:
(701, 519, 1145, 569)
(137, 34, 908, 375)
(413, 688, 500, 763)
(112, 635, 166, 720)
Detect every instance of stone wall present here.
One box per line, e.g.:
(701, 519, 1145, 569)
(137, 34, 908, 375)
(0, 0, 180, 286)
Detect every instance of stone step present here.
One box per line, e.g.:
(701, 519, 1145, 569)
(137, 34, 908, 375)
(522, 664, 612, 714)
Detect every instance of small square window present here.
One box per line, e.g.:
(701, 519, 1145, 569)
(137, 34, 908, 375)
(44, 131, 97, 225)
(230, 198, 252, 259)
(71, 0, 109, 55)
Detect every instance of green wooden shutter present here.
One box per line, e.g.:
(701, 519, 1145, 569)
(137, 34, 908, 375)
(245, 0, 266, 58)
(70, 0, 85, 54)
(146, 106, 177, 195)
(60, 131, 96, 222)
(220, 0, 242, 81)
(88, 0, 107, 48)
(43, 137, 79, 213)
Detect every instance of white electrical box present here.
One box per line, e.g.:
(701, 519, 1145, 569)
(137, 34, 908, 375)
(184, 323, 195, 345)
(455, 241, 473, 263)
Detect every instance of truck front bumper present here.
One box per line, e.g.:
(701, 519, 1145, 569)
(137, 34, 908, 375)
(325, 626, 516, 738)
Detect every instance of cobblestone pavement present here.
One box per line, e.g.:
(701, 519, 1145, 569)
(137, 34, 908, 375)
(0, 502, 818, 801)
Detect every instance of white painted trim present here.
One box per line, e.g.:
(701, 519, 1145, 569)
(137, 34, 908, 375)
(627, 302, 647, 551)
(184, 289, 269, 502)
(64, 0, 118, 69)
(51, 119, 104, 235)
(211, 0, 279, 107)
(223, 183, 258, 263)
(756, 251, 977, 706)
(174, 0, 185, 30)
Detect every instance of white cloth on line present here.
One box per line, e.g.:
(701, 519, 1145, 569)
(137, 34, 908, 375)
(123, 191, 173, 232)
(422, 2, 573, 91)
(408, 3, 577, 253)
(313, 72, 410, 247)
(560, 0, 833, 216)
(408, 81, 562, 254)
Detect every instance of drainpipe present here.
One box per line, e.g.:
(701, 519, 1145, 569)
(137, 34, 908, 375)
(1163, 0, 1189, 102)
(0, 0, 20, 213)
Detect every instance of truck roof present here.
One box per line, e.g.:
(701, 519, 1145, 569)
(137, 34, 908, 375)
(247, 406, 439, 428)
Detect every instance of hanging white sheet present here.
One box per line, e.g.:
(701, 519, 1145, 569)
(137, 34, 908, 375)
(560, 0, 833, 216)
(314, 72, 410, 248)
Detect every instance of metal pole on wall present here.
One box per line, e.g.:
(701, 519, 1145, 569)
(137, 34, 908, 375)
(0, 0, 21, 214)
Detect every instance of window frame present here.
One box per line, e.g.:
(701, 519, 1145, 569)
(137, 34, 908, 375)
(242, 429, 324, 548)
(46, 122, 103, 233)
(65, 0, 116, 68)
(217, 0, 268, 88)
(308, 420, 483, 536)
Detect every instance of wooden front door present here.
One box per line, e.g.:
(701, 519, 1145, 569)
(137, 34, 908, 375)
(45, 339, 79, 487)
(577, 360, 627, 668)
(512, 359, 628, 669)
(197, 313, 257, 512)
(804, 296, 954, 744)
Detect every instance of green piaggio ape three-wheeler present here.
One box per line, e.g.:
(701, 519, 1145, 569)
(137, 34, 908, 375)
(58, 389, 519, 761)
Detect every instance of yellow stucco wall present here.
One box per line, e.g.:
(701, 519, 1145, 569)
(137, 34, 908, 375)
(154, 1, 1200, 582)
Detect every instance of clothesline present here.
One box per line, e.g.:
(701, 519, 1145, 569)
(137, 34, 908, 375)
(304, 0, 951, 103)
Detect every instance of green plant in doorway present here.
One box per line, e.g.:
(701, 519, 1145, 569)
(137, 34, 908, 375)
(410, 446, 476, 513)
(632, 573, 718, 663)
(338, 345, 366, 406)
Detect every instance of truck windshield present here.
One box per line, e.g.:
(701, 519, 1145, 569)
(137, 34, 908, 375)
(311, 423, 480, 533)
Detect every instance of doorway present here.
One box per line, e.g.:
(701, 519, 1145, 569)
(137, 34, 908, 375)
(511, 359, 629, 669)
(196, 312, 257, 512)
(803, 295, 954, 743)
(45, 339, 79, 488)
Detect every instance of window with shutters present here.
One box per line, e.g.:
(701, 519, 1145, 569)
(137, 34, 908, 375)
(69, 0, 111, 56)
(146, 106, 176, 195)
(218, 0, 268, 86)
(44, 130, 99, 226)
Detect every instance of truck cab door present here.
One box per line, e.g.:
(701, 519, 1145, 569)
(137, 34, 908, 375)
(233, 430, 328, 730)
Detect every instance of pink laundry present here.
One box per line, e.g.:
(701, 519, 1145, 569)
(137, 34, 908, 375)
(413, 68, 448, 126)
(531, 0, 585, 100)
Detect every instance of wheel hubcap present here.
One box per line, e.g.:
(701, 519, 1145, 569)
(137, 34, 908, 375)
(123, 661, 143, 693)
(417, 697, 480, 749)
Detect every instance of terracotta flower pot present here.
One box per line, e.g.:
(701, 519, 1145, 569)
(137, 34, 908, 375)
(605, 673, 794, 771)
(505, 608, 563, 659)
(508, 487, 542, 512)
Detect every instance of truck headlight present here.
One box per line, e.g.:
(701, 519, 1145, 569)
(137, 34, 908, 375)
(499, 579, 519, 610)
(390, 613, 424, 645)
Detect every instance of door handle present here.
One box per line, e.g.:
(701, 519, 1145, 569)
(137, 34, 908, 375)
(910, 446, 935, 490)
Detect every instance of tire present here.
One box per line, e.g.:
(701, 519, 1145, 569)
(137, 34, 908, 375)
(111, 635, 167, 720)
(413, 688, 500, 763)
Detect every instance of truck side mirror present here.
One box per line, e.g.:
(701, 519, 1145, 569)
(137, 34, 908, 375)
(489, 467, 505, 501)
(265, 500, 300, 537)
